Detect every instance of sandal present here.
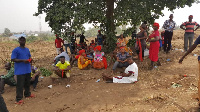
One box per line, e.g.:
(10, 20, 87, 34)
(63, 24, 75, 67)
(26, 94, 35, 98)
(15, 100, 24, 105)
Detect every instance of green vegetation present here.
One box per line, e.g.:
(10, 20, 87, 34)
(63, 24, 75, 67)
(35, 0, 196, 52)
(40, 68, 52, 77)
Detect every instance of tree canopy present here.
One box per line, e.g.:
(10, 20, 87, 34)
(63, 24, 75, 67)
(35, 0, 197, 51)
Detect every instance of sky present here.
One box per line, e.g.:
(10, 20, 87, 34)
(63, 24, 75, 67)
(0, 0, 199, 33)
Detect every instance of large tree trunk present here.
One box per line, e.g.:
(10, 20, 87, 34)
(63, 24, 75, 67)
(106, 0, 114, 32)
(104, 0, 115, 52)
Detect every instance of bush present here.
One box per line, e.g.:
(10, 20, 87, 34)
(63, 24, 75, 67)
(40, 68, 52, 77)
(26, 36, 38, 42)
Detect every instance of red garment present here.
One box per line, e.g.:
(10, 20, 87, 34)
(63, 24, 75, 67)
(137, 39, 143, 62)
(153, 22, 160, 29)
(149, 30, 160, 62)
(55, 38, 63, 48)
(94, 46, 101, 51)
(102, 57, 107, 69)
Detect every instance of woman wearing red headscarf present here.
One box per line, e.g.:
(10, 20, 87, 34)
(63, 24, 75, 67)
(93, 46, 107, 69)
(147, 22, 161, 69)
(78, 50, 92, 70)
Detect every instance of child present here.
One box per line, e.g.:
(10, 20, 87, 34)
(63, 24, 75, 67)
(78, 50, 92, 70)
(93, 46, 107, 69)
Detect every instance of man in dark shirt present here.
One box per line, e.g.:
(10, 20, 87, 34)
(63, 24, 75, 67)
(70, 32, 76, 54)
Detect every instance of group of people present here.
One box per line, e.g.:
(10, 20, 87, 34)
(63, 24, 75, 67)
(1, 14, 200, 109)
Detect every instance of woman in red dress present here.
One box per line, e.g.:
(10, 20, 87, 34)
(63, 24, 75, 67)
(148, 22, 161, 69)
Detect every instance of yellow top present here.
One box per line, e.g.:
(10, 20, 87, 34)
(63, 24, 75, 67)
(56, 61, 70, 70)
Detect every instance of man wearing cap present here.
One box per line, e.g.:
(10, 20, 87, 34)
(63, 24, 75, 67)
(162, 14, 176, 53)
(180, 15, 200, 51)
(11, 36, 34, 104)
(55, 34, 64, 55)
(96, 30, 104, 47)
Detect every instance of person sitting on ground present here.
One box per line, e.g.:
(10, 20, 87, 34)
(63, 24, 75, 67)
(54, 48, 70, 65)
(86, 45, 95, 59)
(109, 43, 121, 66)
(93, 46, 107, 69)
(78, 49, 92, 70)
(30, 63, 40, 91)
(112, 47, 130, 74)
(0, 63, 16, 94)
(51, 56, 71, 87)
(117, 34, 133, 55)
(103, 56, 138, 83)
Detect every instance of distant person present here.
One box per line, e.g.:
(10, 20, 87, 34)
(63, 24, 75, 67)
(131, 30, 137, 40)
(180, 15, 200, 51)
(147, 23, 161, 70)
(96, 30, 104, 47)
(0, 63, 16, 94)
(135, 24, 148, 60)
(0, 94, 8, 112)
(54, 48, 70, 65)
(163, 14, 176, 53)
(51, 56, 71, 87)
(103, 56, 138, 83)
(70, 32, 76, 54)
(55, 34, 64, 55)
(11, 36, 34, 104)
(63, 32, 72, 54)
(79, 32, 88, 44)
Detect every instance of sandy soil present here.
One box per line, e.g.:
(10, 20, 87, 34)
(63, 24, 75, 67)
(0, 30, 200, 112)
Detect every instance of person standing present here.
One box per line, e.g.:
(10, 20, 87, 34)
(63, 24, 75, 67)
(147, 23, 161, 70)
(163, 14, 176, 53)
(70, 32, 76, 54)
(63, 32, 72, 54)
(55, 34, 64, 55)
(96, 30, 104, 47)
(11, 36, 34, 104)
(0, 94, 8, 112)
(180, 15, 200, 51)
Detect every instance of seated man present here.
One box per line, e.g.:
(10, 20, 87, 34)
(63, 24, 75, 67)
(103, 56, 138, 83)
(109, 43, 121, 66)
(54, 48, 70, 65)
(112, 47, 130, 74)
(30, 65, 40, 91)
(52, 56, 71, 87)
(0, 63, 16, 94)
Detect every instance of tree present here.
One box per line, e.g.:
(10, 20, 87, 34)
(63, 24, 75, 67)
(3, 28, 11, 37)
(35, 0, 197, 52)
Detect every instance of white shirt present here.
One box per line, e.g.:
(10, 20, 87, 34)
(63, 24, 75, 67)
(113, 62, 138, 83)
(54, 52, 70, 62)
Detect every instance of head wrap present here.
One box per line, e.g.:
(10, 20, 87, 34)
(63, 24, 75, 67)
(153, 22, 160, 29)
(55, 34, 58, 37)
(94, 46, 101, 51)
(79, 49, 85, 55)
(120, 46, 125, 49)
(98, 30, 101, 32)
(189, 15, 193, 18)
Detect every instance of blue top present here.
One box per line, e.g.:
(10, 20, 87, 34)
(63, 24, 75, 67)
(11, 47, 31, 75)
(97, 34, 103, 45)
